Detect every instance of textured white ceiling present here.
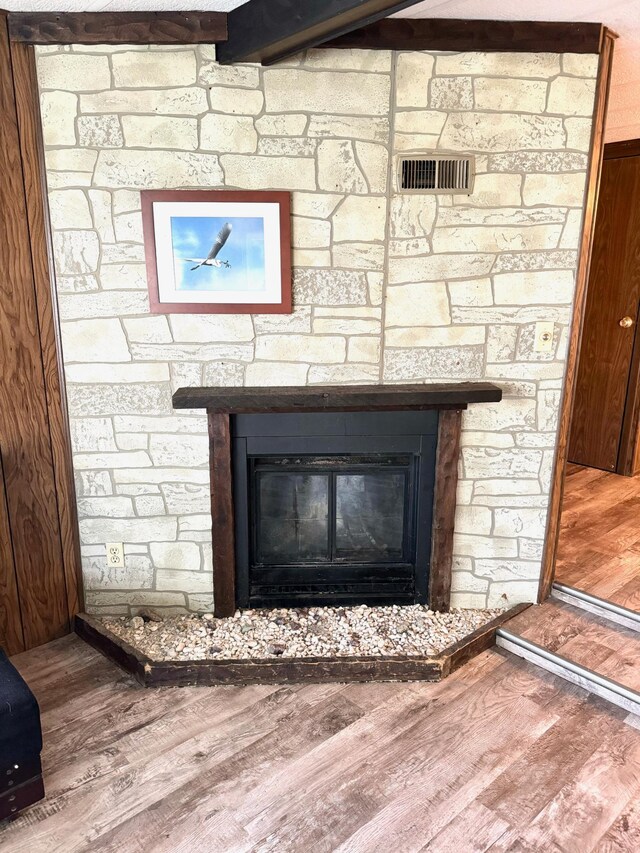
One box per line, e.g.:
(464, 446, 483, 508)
(3, 0, 638, 141)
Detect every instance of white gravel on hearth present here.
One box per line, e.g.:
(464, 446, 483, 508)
(101, 604, 504, 661)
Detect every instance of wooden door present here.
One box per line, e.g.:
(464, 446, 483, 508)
(569, 145, 640, 472)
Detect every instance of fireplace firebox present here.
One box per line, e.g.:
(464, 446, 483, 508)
(232, 412, 437, 608)
(172, 383, 503, 617)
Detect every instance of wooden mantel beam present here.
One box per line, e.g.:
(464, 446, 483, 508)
(215, 0, 426, 65)
(8, 12, 228, 45)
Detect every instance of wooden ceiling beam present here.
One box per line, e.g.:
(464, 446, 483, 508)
(215, 0, 426, 65)
(320, 18, 606, 54)
(8, 11, 228, 45)
(6, 9, 609, 56)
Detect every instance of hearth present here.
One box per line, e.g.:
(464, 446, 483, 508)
(231, 412, 437, 608)
(172, 383, 503, 618)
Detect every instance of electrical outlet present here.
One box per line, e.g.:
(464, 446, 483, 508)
(534, 321, 555, 353)
(106, 543, 124, 568)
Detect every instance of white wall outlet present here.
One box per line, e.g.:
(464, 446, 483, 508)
(106, 542, 124, 568)
(534, 321, 555, 353)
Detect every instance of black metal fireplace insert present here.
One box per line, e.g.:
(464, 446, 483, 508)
(232, 411, 437, 608)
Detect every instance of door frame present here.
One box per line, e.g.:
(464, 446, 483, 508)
(538, 29, 617, 602)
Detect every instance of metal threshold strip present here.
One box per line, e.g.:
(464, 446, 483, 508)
(551, 582, 640, 634)
(496, 628, 640, 718)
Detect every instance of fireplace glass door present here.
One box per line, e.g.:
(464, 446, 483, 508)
(254, 456, 410, 567)
(232, 412, 438, 608)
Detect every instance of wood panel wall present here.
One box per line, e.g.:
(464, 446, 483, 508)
(0, 446, 24, 654)
(11, 41, 84, 617)
(0, 13, 82, 652)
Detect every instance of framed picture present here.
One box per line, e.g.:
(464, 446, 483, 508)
(141, 190, 292, 314)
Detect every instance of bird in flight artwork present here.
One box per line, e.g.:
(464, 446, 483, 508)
(182, 222, 233, 271)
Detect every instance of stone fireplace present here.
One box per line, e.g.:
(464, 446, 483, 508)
(173, 382, 502, 617)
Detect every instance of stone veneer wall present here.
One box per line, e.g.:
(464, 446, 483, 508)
(35, 44, 598, 615)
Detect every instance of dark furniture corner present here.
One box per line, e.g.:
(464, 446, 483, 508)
(0, 648, 44, 821)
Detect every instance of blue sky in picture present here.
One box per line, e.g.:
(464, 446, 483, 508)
(170, 215, 266, 292)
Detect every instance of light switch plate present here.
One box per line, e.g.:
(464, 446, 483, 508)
(534, 322, 555, 353)
(106, 542, 124, 568)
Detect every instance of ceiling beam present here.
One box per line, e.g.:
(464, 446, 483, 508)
(215, 0, 426, 65)
(8, 12, 228, 45)
(320, 18, 605, 54)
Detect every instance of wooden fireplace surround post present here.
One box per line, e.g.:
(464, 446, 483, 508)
(174, 383, 502, 618)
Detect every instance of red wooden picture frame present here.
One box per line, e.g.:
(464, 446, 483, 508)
(141, 189, 292, 314)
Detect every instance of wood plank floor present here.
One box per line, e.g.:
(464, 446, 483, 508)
(2, 633, 640, 852)
(556, 464, 640, 609)
(508, 596, 640, 695)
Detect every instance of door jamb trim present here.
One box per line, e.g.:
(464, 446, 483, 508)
(538, 29, 617, 603)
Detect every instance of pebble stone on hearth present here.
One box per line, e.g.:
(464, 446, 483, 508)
(106, 604, 504, 662)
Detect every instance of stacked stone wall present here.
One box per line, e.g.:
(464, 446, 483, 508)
(36, 44, 598, 613)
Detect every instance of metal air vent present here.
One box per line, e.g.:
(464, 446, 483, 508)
(398, 154, 475, 195)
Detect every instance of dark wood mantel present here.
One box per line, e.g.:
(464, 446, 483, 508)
(172, 382, 502, 413)
(173, 383, 502, 617)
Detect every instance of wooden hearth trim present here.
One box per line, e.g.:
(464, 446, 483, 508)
(74, 603, 531, 687)
(429, 409, 462, 612)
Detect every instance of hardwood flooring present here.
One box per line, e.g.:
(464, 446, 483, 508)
(556, 464, 640, 608)
(2, 632, 640, 852)
(507, 596, 640, 703)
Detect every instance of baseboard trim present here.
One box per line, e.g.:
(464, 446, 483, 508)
(552, 582, 640, 634)
(496, 627, 640, 717)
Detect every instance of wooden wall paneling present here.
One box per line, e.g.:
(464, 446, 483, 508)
(0, 446, 24, 655)
(428, 409, 462, 612)
(0, 12, 70, 647)
(10, 40, 83, 616)
(538, 29, 617, 603)
(321, 18, 604, 54)
(209, 413, 236, 618)
(8, 12, 228, 45)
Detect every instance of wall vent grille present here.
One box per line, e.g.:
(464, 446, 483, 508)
(398, 154, 475, 194)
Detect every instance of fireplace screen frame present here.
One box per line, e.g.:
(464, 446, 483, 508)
(232, 411, 438, 609)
